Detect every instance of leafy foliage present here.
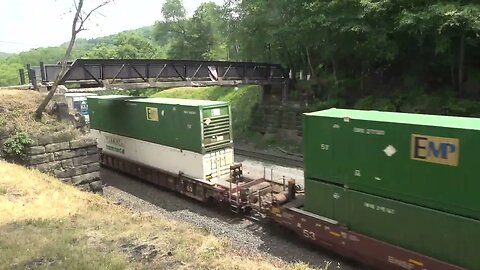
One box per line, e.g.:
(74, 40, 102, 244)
(2, 132, 33, 164)
(153, 1, 227, 60)
(85, 32, 162, 59)
(221, 0, 480, 101)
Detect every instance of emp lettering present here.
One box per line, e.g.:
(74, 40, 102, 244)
(146, 107, 159, 121)
(411, 134, 459, 166)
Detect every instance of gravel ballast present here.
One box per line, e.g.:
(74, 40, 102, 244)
(101, 163, 362, 270)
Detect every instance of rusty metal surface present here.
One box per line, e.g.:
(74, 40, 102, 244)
(270, 204, 466, 270)
(99, 152, 282, 213)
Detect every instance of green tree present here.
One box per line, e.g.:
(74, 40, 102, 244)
(153, 1, 227, 60)
(398, 2, 480, 93)
(85, 32, 161, 59)
(225, 0, 480, 99)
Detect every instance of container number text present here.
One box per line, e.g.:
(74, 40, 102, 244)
(364, 202, 395, 214)
(354, 127, 385, 135)
(303, 229, 316, 240)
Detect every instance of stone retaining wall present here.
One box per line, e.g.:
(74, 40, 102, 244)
(25, 136, 102, 193)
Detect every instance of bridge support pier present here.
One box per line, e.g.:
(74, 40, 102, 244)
(260, 82, 289, 105)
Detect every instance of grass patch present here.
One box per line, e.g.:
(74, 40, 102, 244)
(0, 90, 81, 139)
(0, 161, 327, 269)
(151, 86, 262, 137)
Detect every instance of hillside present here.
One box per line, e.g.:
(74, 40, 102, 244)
(60, 25, 155, 54)
(0, 25, 158, 87)
(0, 52, 10, 59)
(0, 161, 315, 270)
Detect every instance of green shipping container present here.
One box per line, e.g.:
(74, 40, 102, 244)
(87, 96, 233, 154)
(304, 108, 480, 220)
(304, 179, 480, 270)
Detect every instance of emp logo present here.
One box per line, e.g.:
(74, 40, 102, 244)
(411, 134, 459, 166)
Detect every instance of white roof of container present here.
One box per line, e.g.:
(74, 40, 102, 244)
(65, 93, 97, 96)
(129, 97, 227, 106)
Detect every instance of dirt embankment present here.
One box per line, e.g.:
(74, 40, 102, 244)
(0, 90, 80, 139)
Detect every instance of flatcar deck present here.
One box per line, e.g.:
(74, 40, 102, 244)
(270, 198, 466, 270)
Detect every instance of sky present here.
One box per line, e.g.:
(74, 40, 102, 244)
(0, 0, 224, 53)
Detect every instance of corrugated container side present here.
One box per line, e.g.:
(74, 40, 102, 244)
(128, 101, 204, 153)
(303, 109, 479, 220)
(88, 96, 133, 132)
(304, 179, 480, 270)
(87, 96, 233, 154)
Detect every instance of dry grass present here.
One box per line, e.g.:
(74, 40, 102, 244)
(0, 90, 79, 138)
(0, 161, 323, 270)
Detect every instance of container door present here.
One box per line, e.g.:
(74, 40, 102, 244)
(203, 148, 234, 182)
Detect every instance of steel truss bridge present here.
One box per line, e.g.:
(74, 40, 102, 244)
(30, 59, 287, 88)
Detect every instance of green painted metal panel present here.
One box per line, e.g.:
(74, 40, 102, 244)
(87, 96, 232, 154)
(304, 179, 348, 222)
(304, 179, 480, 270)
(304, 116, 338, 182)
(304, 108, 480, 220)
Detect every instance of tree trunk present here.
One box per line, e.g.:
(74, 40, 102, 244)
(458, 31, 465, 95)
(305, 46, 315, 79)
(331, 57, 338, 87)
(35, 0, 83, 120)
(299, 44, 307, 75)
(450, 59, 456, 90)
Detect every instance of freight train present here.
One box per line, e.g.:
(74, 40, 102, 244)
(87, 95, 479, 270)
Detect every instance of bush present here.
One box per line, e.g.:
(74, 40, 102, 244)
(445, 98, 480, 117)
(354, 96, 375, 110)
(2, 132, 33, 164)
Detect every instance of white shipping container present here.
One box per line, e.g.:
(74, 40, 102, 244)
(91, 129, 234, 183)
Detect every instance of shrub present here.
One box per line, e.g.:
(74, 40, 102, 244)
(2, 132, 33, 164)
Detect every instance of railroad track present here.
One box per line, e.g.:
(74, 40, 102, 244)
(234, 147, 304, 168)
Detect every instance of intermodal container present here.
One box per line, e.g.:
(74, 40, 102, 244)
(304, 179, 480, 270)
(87, 96, 233, 154)
(64, 93, 97, 123)
(303, 108, 480, 220)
